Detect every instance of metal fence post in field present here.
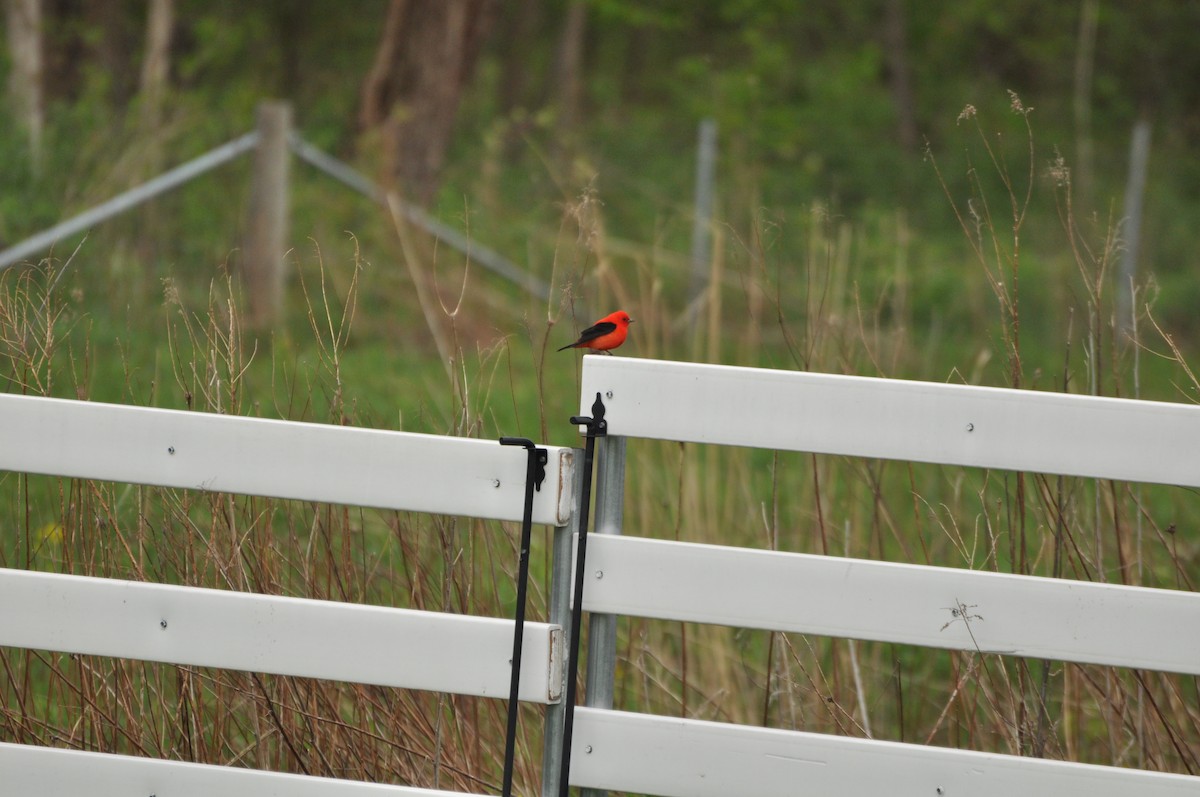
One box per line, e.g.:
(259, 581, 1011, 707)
(243, 100, 292, 329)
(1118, 117, 1151, 340)
(689, 118, 717, 307)
(580, 434, 626, 797)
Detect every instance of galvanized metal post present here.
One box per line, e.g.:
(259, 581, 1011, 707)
(689, 118, 718, 306)
(541, 454, 584, 797)
(1118, 117, 1151, 341)
(556, 395, 606, 797)
(580, 434, 626, 797)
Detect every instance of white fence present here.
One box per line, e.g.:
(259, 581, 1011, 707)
(0, 393, 575, 797)
(4, 357, 1200, 796)
(564, 356, 1200, 797)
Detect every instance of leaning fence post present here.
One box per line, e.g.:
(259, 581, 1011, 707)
(243, 100, 292, 329)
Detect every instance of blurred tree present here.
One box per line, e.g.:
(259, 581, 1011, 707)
(553, 0, 587, 144)
(497, 0, 540, 116)
(5, 0, 43, 171)
(359, 0, 497, 205)
(496, 0, 543, 160)
(84, 0, 137, 108)
(138, 0, 173, 157)
(35, 0, 137, 109)
(1072, 0, 1098, 213)
(883, 0, 917, 155)
(134, 0, 173, 256)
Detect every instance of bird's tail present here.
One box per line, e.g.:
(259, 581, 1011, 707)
(556, 342, 577, 352)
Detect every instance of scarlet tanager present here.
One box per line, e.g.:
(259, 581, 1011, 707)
(557, 310, 633, 354)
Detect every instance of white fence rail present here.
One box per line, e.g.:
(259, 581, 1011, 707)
(0, 743, 471, 797)
(0, 568, 560, 701)
(568, 708, 1200, 797)
(565, 355, 1200, 796)
(579, 355, 1200, 486)
(580, 534, 1200, 674)
(0, 394, 574, 795)
(0, 393, 572, 525)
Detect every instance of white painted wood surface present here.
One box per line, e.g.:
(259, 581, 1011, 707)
(570, 708, 1200, 797)
(581, 535, 1200, 674)
(0, 568, 560, 703)
(0, 742, 484, 796)
(0, 393, 574, 526)
(580, 356, 1200, 487)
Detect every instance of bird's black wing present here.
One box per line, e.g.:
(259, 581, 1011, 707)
(558, 320, 620, 350)
(577, 320, 617, 342)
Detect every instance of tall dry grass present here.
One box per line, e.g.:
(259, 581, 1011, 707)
(601, 94, 1200, 777)
(0, 252, 552, 794)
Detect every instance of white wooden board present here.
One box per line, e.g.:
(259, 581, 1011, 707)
(0, 742, 485, 797)
(580, 356, 1200, 487)
(0, 393, 573, 525)
(580, 535, 1200, 675)
(0, 568, 561, 703)
(570, 708, 1200, 797)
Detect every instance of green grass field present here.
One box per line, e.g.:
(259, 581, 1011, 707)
(2, 94, 1199, 792)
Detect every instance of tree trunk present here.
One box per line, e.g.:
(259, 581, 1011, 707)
(553, 0, 587, 141)
(139, 0, 173, 127)
(5, 0, 44, 172)
(139, 0, 174, 173)
(134, 0, 174, 254)
(882, 0, 918, 155)
(85, 0, 137, 108)
(497, 0, 540, 117)
(359, 0, 497, 206)
(497, 0, 541, 160)
(1072, 0, 1099, 212)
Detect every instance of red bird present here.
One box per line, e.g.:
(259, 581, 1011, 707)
(558, 310, 633, 354)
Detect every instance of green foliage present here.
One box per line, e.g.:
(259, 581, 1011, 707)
(4, 1, 1200, 785)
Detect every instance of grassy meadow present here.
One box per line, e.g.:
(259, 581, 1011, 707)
(2, 94, 1200, 794)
